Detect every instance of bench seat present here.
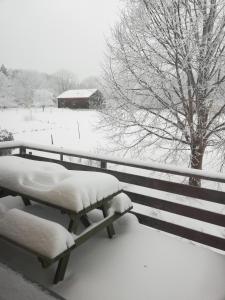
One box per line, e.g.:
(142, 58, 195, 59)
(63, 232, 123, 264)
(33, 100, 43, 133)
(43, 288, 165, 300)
(0, 208, 74, 259)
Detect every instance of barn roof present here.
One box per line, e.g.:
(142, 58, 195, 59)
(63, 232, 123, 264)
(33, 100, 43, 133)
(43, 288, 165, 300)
(57, 89, 97, 99)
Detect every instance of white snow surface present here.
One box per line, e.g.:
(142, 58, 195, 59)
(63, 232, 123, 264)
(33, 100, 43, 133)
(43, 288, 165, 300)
(57, 89, 97, 99)
(0, 208, 74, 258)
(0, 195, 25, 218)
(108, 193, 133, 214)
(0, 156, 121, 212)
(0, 262, 61, 300)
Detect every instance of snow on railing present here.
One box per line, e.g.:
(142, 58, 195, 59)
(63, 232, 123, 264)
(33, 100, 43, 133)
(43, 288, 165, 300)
(0, 140, 225, 183)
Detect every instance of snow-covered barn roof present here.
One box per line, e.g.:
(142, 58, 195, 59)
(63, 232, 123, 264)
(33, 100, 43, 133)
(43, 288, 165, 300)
(57, 89, 97, 99)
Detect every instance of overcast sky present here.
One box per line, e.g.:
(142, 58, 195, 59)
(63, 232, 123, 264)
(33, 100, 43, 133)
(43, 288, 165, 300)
(0, 0, 123, 79)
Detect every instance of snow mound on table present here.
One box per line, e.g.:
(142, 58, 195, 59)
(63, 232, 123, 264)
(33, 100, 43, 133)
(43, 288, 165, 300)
(0, 208, 74, 258)
(108, 193, 133, 214)
(0, 156, 121, 212)
(0, 196, 25, 218)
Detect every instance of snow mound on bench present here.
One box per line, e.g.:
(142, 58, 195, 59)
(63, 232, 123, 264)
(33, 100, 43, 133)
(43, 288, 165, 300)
(0, 196, 25, 218)
(0, 209, 74, 259)
(0, 156, 121, 212)
(108, 193, 133, 214)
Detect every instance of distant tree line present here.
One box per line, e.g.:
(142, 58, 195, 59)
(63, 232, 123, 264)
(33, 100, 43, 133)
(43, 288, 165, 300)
(0, 64, 100, 109)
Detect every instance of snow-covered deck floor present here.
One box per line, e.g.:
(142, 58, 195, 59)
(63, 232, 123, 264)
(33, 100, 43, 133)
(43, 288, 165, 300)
(0, 204, 225, 300)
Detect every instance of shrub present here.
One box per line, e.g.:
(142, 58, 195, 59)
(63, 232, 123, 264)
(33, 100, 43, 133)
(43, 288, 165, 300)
(0, 129, 14, 156)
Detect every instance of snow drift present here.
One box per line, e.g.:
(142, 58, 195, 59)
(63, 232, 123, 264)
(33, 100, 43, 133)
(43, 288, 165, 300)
(109, 193, 133, 214)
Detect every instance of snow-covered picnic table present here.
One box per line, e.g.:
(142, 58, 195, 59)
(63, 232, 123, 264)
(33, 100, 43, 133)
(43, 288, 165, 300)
(0, 156, 133, 283)
(0, 156, 122, 212)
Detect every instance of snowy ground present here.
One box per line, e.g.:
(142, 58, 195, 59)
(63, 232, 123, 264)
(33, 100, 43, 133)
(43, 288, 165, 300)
(0, 201, 224, 300)
(0, 107, 106, 152)
(0, 107, 223, 172)
(0, 262, 63, 300)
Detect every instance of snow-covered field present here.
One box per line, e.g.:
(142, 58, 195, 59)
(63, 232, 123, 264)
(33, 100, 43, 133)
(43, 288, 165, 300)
(0, 107, 223, 172)
(0, 107, 225, 241)
(0, 107, 107, 152)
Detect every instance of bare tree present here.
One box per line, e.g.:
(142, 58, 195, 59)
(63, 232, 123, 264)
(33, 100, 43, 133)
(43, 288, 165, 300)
(79, 76, 101, 89)
(53, 70, 78, 95)
(0, 64, 8, 77)
(32, 89, 54, 110)
(13, 70, 43, 108)
(102, 0, 225, 186)
(0, 72, 14, 108)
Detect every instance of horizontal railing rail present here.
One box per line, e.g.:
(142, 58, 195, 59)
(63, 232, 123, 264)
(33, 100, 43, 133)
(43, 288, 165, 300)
(1, 141, 225, 251)
(1, 141, 225, 183)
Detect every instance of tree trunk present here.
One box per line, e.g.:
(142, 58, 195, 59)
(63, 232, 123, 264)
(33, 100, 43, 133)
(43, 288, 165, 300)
(189, 144, 205, 187)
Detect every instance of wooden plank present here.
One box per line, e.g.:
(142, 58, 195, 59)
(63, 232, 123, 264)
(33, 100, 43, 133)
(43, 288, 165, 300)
(126, 191, 225, 227)
(54, 253, 70, 284)
(100, 161, 107, 169)
(21, 154, 225, 206)
(68, 215, 79, 233)
(19, 146, 26, 155)
(0, 188, 12, 198)
(80, 214, 91, 228)
(0, 142, 21, 151)
(21, 196, 31, 206)
(131, 212, 225, 251)
(101, 202, 115, 238)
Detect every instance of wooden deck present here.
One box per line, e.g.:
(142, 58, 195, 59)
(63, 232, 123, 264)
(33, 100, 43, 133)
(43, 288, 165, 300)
(0, 206, 224, 300)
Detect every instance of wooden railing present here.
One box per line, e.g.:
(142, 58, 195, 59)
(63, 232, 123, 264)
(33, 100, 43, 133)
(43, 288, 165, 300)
(1, 141, 225, 252)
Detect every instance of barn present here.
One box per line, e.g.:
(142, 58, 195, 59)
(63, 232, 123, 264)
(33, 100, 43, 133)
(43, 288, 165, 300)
(57, 89, 103, 109)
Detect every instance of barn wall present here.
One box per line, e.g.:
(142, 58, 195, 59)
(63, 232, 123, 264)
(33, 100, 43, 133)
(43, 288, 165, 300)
(89, 90, 104, 109)
(58, 98, 89, 109)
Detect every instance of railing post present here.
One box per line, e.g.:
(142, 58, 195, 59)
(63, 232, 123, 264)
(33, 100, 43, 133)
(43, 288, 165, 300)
(60, 153, 63, 161)
(19, 146, 26, 156)
(100, 161, 107, 169)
